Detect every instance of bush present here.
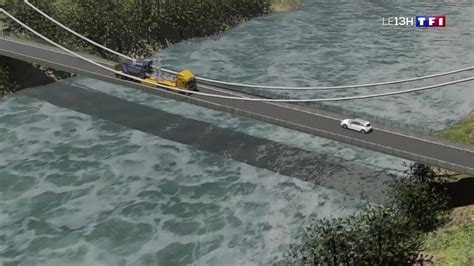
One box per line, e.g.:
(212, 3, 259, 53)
(0, 56, 15, 95)
(357, 207, 422, 265)
(286, 206, 423, 265)
(386, 163, 450, 232)
(286, 217, 360, 265)
(287, 163, 450, 265)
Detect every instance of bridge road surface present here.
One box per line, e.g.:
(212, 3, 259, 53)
(1, 37, 473, 175)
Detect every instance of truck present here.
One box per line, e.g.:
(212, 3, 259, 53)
(114, 59, 198, 95)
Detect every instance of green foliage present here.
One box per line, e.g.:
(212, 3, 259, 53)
(403, 162, 438, 183)
(288, 163, 451, 265)
(423, 208, 474, 265)
(287, 217, 359, 265)
(357, 207, 422, 265)
(1, 0, 273, 59)
(287, 206, 422, 265)
(0, 56, 15, 95)
(387, 163, 451, 232)
(440, 111, 474, 145)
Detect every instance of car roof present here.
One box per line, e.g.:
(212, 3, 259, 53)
(354, 118, 370, 124)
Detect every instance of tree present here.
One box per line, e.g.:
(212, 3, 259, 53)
(286, 216, 360, 265)
(356, 207, 422, 265)
(404, 162, 437, 183)
(0, 56, 15, 95)
(286, 206, 423, 265)
(386, 163, 450, 232)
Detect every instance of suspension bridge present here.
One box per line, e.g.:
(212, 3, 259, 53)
(0, 2, 473, 175)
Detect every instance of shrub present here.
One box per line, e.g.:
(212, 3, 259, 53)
(387, 163, 451, 232)
(287, 163, 450, 265)
(286, 206, 423, 265)
(0, 56, 15, 95)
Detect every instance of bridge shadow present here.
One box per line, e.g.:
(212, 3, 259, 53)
(444, 177, 474, 208)
(6, 57, 56, 89)
(19, 82, 394, 203)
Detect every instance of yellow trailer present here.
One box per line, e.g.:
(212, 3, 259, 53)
(140, 70, 197, 95)
(115, 60, 198, 95)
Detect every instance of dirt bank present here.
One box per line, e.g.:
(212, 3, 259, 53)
(271, 0, 304, 12)
(0, 57, 69, 96)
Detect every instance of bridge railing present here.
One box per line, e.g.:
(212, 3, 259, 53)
(145, 80, 474, 174)
(192, 97, 474, 176)
(0, 29, 50, 45)
(199, 80, 473, 146)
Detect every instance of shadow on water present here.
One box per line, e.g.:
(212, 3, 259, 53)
(20, 82, 393, 203)
(445, 177, 474, 208)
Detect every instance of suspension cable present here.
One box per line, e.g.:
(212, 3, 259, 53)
(23, 0, 474, 91)
(23, 0, 134, 61)
(160, 66, 474, 90)
(2, 8, 473, 103)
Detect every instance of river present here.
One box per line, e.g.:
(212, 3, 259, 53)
(1, 0, 473, 265)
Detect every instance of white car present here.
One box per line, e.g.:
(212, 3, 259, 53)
(340, 118, 373, 134)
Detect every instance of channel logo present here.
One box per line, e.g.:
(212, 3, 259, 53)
(416, 16, 446, 27)
(382, 16, 446, 28)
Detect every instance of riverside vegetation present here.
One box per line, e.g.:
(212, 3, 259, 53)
(286, 162, 453, 265)
(440, 110, 474, 145)
(1, 0, 294, 59)
(0, 56, 15, 96)
(422, 114, 474, 265)
(287, 159, 474, 265)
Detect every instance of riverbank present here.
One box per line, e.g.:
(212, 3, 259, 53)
(440, 110, 474, 145)
(423, 205, 474, 265)
(0, 56, 69, 96)
(271, 0, 304, 12)
(423, 112, 474, 265)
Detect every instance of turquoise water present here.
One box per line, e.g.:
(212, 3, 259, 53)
(2, 0, 473, 265)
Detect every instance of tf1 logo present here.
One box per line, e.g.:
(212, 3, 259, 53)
(382, 16, 446, 27)
(416, 16, 446, 27)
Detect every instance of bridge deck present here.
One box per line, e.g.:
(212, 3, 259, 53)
(1, 37, 473, 175)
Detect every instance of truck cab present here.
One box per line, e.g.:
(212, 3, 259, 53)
(176, 70, 197, 91)
(157, 69, 197, 94)
(115, 59, 153, 79)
